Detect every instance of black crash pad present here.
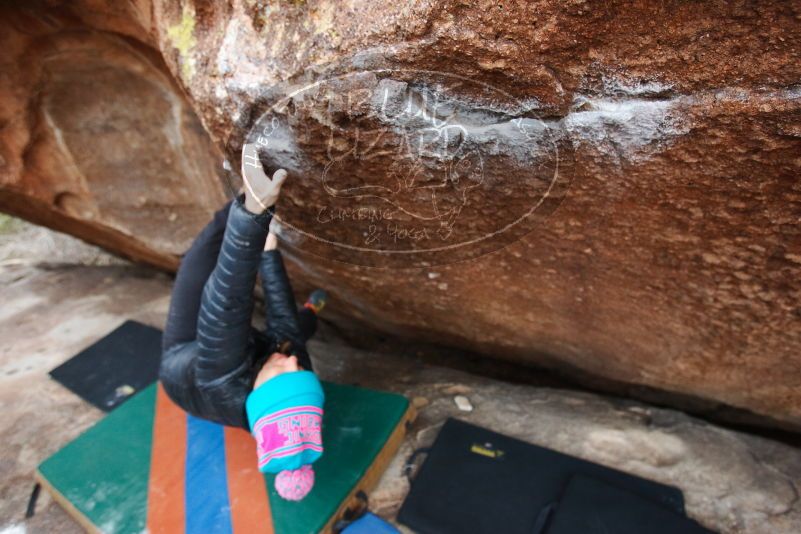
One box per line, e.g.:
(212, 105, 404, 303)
(544, 474, 714, 534)
(49, 320, 162, 411)
(397, 418, 686, 534)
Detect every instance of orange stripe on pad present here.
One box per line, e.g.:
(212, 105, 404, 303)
(147, 384, 188, 534)
(224, 426, 275, 534)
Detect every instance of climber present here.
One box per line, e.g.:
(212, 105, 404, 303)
(159, 142, 326, 500)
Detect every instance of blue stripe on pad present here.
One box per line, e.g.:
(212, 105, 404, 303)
(185, 415, 233, 534)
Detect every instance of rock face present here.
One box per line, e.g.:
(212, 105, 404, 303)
(0, 4, 226, 270)
(1, 2, 800, 426)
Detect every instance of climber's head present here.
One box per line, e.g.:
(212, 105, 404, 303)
(245, 361, 325, 477)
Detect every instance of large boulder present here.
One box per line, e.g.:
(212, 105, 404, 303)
(0, 1, 799, 427)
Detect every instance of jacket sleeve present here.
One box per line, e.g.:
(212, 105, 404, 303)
(259, 249, 313, 371)
(194, 194, 273, 383)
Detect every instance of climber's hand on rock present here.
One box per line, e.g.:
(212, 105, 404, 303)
(241, 142, 288, 214)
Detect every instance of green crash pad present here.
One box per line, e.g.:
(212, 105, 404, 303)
(37, 380, 412, 534)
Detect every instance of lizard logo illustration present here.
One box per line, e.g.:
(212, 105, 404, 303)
(320, 112, 483, 239)
(237, 69, 570, 267)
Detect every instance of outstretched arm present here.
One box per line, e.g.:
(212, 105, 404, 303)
(259, 221, 313, 370)
(259, 243, 312, 371)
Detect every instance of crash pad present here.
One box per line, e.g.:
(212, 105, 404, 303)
(397, 418, 686, 534)
(544, 474, 714, 534)
(49, 320, 162, 411)
(36, 381, 413, 534)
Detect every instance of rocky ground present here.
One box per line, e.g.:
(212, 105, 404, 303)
(1, 216, 800, 534)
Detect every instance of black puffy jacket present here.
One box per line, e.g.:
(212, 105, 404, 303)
(159, 196, 313, 430)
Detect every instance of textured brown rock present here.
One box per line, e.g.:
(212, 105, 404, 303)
(0, 2, 800, 426)
(0, 4, 226, 270)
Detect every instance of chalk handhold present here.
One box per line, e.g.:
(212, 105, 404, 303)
(454, 395, 473, 412)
